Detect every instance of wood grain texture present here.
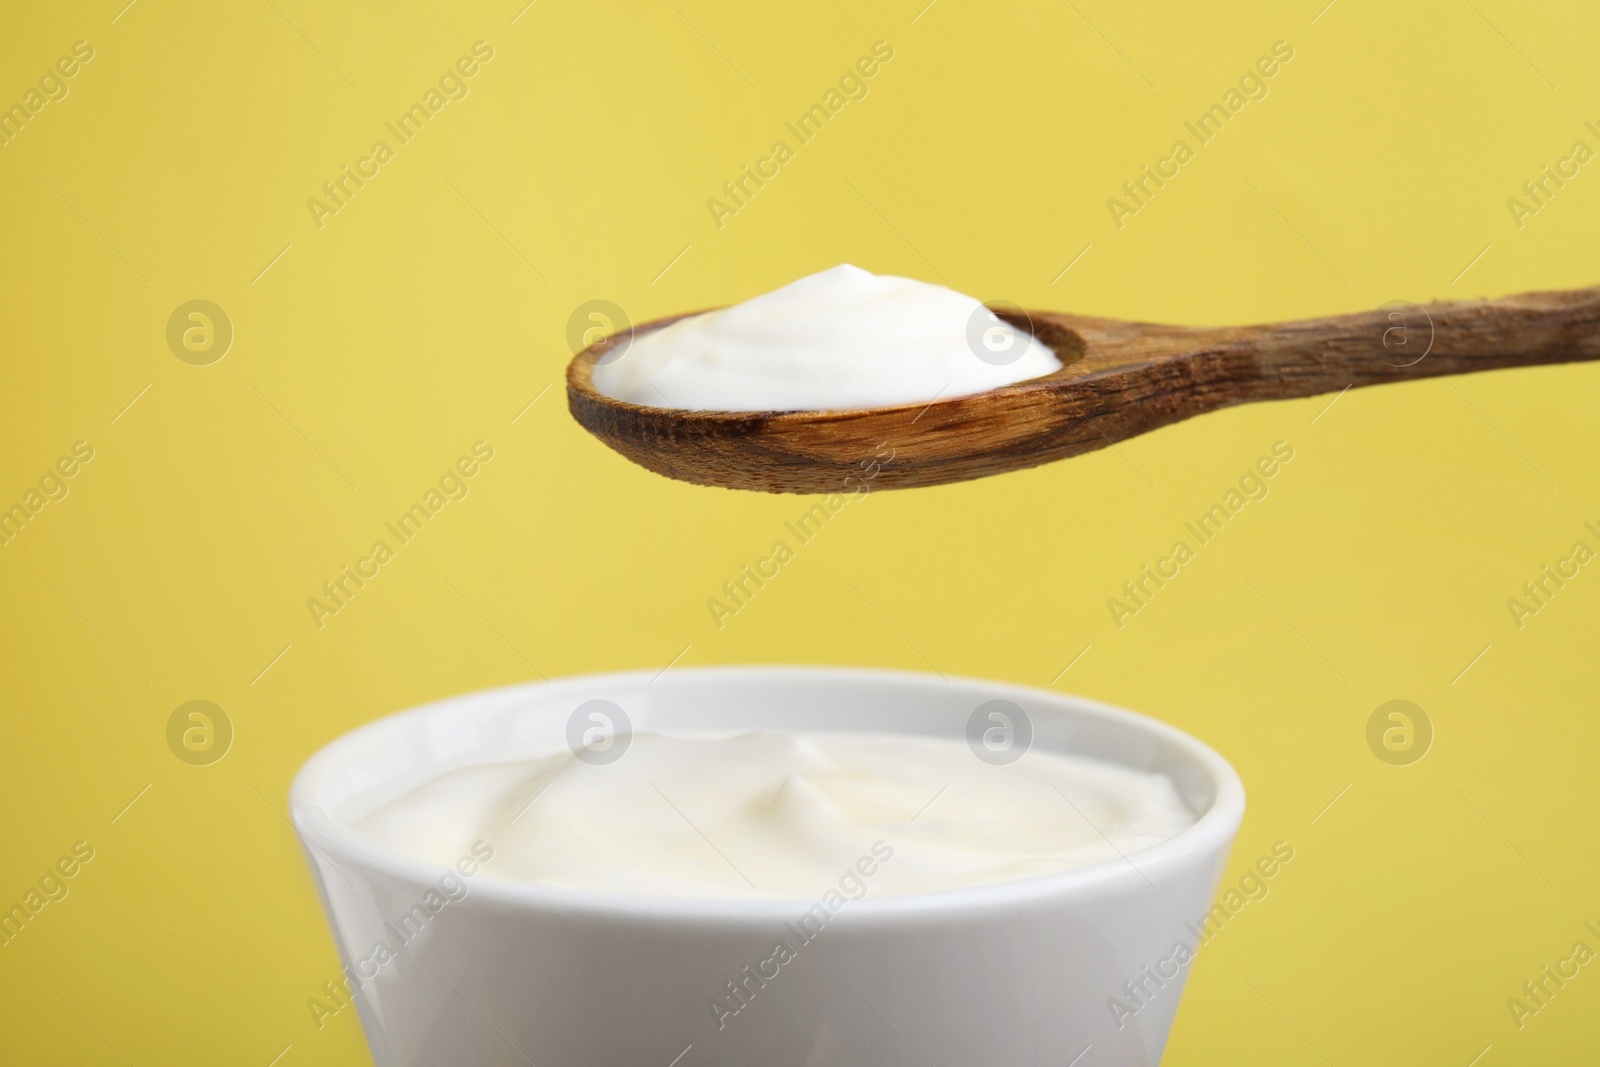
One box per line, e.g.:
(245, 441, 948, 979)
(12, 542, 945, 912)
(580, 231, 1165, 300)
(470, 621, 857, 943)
(566, 286, 1600, 494)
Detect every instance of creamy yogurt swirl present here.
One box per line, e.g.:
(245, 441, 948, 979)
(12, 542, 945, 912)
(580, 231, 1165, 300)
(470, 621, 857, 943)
(590, 264, 1061, 412)
(352, 732, 1195, 900)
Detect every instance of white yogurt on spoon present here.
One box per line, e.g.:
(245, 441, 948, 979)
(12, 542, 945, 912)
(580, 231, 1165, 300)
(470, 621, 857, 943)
(352, 731, 1195, 900)
(590, 264, 1062, 412)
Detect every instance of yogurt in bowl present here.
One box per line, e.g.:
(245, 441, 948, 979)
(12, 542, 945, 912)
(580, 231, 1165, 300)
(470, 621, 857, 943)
(290, 667, 1243, 1066)
(354, 730, 1199, 899)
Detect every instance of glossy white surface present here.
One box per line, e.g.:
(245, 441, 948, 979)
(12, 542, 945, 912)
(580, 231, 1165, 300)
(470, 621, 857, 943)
(291, 667, 1243, 1067)
(590, 264, 1062, 411)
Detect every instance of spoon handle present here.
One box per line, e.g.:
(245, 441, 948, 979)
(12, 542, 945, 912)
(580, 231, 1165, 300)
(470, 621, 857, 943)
(1205, 285, 1600, 401)
(1016, 285, 1600, 486)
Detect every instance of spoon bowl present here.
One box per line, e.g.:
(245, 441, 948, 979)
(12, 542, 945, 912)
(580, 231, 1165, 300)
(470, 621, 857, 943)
(567, 286, 1600, 494)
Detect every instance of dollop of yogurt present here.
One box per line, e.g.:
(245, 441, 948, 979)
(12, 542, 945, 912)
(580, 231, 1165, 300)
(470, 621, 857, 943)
(590, 264, 1062, 412)
(351, 732, 1196, 900)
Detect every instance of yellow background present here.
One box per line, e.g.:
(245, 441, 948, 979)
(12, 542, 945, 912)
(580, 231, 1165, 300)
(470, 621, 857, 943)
(2, 0, 1597, 1063)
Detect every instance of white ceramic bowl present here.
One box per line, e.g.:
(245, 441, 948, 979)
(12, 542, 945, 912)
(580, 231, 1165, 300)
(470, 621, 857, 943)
(290, 666, 1244, 1066)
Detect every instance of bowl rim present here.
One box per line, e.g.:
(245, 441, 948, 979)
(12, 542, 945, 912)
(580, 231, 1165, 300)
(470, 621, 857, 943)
(289, 665, 1245, 925)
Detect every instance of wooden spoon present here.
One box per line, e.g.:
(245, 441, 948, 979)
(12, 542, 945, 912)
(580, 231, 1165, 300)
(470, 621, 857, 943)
(566, 286, 1600, 494)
